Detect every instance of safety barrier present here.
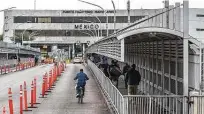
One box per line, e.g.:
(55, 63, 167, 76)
(0, 61, 35, 75)
(0, 59, 17, 66)
(1, 61, 66, 114)
(87, 60, 204, 114)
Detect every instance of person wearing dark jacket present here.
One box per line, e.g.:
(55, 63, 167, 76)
(108, 60, 121, 88)
(74, 69, 89, 97)
(123, 63, 130, 89)
(125, 64, 141, 95)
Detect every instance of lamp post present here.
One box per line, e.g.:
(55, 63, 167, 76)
(0, 7, 16, 12)
(127, 0, 130, 25)
(111, 0, 116, 33)
(85, 13, 103, 37)
(89, 14, 102, 37)
(78, 0, 109, 37)
(80, 31, 95, 39)
(13, 21, 32, 44)
(77, 18, 99, 37)
(28, 30, 40, 46)
(21, 26, 35, 45)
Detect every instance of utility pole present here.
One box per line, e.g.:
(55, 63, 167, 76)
(127, 0, 130, 25)
(164, 0, 169, 28)
(34, 0, 36, 10)
(111, 0, 116, 33)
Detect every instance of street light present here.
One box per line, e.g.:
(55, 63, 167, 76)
(111, 0, 116, 33)
(78, 0, 109, 37)
(28, 30, 40, 46)
(77, 18, 99, 37)
(86, 13, 103, 37)
(0, 7, 16, 12)
(13, 21, 32, 44)
(21, 26, 35, 45)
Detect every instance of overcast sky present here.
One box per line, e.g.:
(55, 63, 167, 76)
(0, 0, 204, 34)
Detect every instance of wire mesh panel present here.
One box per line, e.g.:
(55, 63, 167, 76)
(87, 38, 122, 61)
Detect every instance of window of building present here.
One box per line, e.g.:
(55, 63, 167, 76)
(15, 29, 114, 37)
(14, 16, 37, 23)
(196, 28, 204, 31)
(196, 14, 204, 17)
(38, 17, 51, 23)
(14, 16, 143, 23)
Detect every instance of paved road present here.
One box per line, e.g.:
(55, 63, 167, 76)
(0, 64, 53, 113)
(24, 64, 110, 114)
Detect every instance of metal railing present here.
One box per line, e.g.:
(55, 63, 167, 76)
(0, 41, 40, 53)
(88, 60, 204, 114)
(0, 59, 17, 66)
(0, 58, 34, 66)
(123, 95, 185, 114)
(190, 95, 204, 114)
(88, 60, 124, 114)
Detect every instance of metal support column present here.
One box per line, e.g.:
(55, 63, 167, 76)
(161, 39, 165, 95)
(82, 43, 86, 57)
(175, 2, 181, 31)
(127, 0, 130, 25)
(148, 42, 151, 94)
(164, 0, 169, 28)
(183, 0, 189, 96)
(72, 44, 75, 58)
(183, 1, 189, 114)
(68, 45, 71, 59)
(169, 40, 171, 94)
(7, 53, 9, 60)
(152, 42, 155, 94)
(156, 41, 159, 94)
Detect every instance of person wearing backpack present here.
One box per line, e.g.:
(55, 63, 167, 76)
(123, 63, 130, 89)
(108, 60, 122, 88)
(125, 64, 141, 95)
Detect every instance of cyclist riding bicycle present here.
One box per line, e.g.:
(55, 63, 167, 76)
(74, 69, 89, 98)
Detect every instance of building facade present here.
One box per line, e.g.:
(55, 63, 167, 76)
(3, 9, 154, 57)
(3, 8, 204, 58)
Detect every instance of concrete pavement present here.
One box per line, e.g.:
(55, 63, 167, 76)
(0, 64, 53, 113)
(24, 64, 111, 114)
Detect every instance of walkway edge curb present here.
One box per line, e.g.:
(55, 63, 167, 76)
(85, 63, 117, 114)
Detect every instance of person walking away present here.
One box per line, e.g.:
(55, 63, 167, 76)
(123, 63, 130, 89)
(108, 60, 122, 88)
(125, 64, 141, 95)
(74, 69, 89, 97)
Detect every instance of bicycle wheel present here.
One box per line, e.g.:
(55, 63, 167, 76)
(80, 88, 83, 104)
(78, 97, 80, 103)
(80, 96, 83, 104)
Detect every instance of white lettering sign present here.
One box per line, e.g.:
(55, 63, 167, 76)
(74, 24, 99, 30)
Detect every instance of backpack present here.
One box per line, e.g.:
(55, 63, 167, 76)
(110, 66, 122, 77)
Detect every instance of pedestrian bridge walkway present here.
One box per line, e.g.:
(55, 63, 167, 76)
(84, 2, 204, 113)
(87, 60, 204, 114)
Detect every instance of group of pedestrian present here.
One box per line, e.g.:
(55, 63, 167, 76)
(89, 54, 141, 95)
(98, 57, 141, 95)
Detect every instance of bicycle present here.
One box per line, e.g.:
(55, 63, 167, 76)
(77, 87, 84, 104)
